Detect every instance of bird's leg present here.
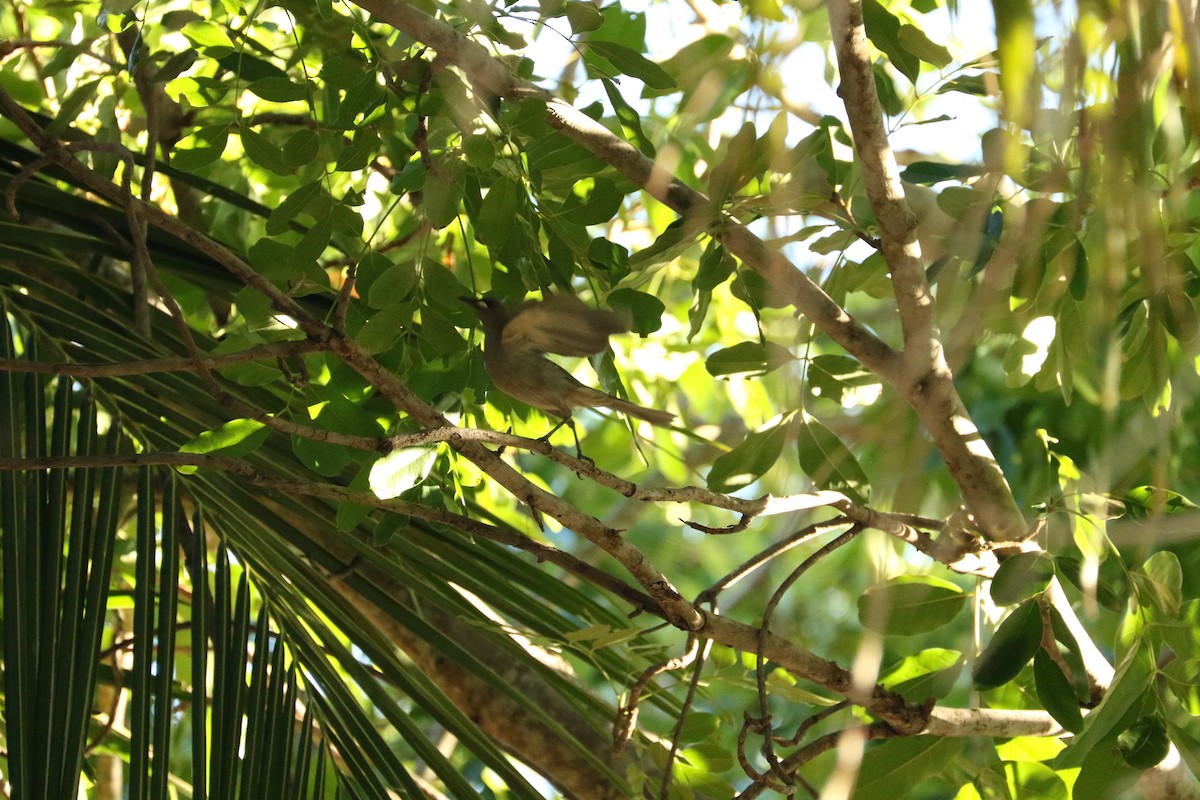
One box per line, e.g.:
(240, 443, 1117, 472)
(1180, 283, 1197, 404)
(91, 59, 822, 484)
(539, 415, 591, 465)
(566, 418, 589, 464)
(541, 417, 570, 441)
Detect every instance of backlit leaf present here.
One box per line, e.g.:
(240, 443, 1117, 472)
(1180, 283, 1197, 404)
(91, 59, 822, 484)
(859, 577, 966, 636)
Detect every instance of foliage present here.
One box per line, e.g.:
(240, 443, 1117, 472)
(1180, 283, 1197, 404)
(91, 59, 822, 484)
(0, 0, 1199, 797)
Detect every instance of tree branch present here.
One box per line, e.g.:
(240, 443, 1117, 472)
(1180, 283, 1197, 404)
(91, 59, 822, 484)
(825, 0, 1028, 542)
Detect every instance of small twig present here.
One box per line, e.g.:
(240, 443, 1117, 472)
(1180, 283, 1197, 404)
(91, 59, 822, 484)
(775, 701, 850, 748)
(751, 525, 863, 787)
(735, 723, 898, 800)
(0, 38, 119, 67)
(613, 635, 702, 754)
(696, 518, 849, 607)
(3, 153, 52, 219)
(1038, 595, 1079, 690)
(658, 636, 714, 800)
(736, 713, 795, 796)
(829, 190, 881, 249)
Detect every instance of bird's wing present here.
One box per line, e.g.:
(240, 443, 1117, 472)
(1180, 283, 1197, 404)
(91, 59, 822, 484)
(502, 294, 631, 356)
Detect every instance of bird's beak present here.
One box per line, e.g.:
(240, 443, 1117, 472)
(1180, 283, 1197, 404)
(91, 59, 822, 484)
(459, 295, 478, 306)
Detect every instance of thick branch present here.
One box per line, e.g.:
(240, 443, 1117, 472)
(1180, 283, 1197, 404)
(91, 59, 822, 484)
(826, 0, 934, 368)
(825, 0, 1027, 541)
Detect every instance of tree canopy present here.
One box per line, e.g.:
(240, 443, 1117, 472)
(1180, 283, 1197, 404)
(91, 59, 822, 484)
(1, 0, 1199, 798)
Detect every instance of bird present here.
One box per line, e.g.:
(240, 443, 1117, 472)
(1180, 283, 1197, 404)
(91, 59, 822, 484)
(461, 293, 675, 457)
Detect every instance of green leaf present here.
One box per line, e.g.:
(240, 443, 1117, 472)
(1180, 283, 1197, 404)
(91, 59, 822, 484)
(707, 122, 760, 203)
(171, 123, 229, 171)
(858, 576, 966, 636)
(45, 79, 101, 137)
(677, 712, 720, 745)
(606, 289, 664, 335)
(937, 73, 994, 95)
(587, 237, 630, 275)
(873, 62, 903, 117)
(1001, 762, 1068, 800)
(1168, 721, 1200, 777)
(1055, 644, 1155, 768)
(1070, 745, 1140, 799)
(851, 736, 965, 800)
(290, 211, 334, 270)
(861, 0, 921, 83)
(293, 434, 354, 478)
(320, 54, 371, 90)
(878, 649, 963, 700)
(424, 168, 463, 229)
(1068, 237, 1089, 298)
(566, 1, 604, 33)
(586, 41, 675, 89)
(1122, 485, 1198, 519)
(240, 126, 291, 176)
(367, 262, 418, 309)
(601, 78, 655, 157)
(1135, 550, 1182, 617)
(1046, 604, 1092, 702)
(990, 551, 1055, 605)
(462, 134, 496, 169)
(282, 128, 319, 168)
(973, 598, 1043, 688)
(898, 24, 952, 67)
(1155, 599, 1200, 661)
(475, 176, 521, 247)
(1033, 650, 1084, 732)
(705, 341, 795, 378)
(807, 355, 877, 405)
(1155, 288, 1197, 342)
(796, 413, 869, 502)
(182, 20, 235, 57)
(901, 161, 985, 184)
(266, 179, 323, 235)
(560, 177, 624, 226)
(247, 77, 310, 103)
(369, 447, 437, 499)
(166, 76, 230, 107)
(694, 242, 736, 292)
(337, 73, 386, 127)
(1118, 715, 1170, 769)
(334, 128, 380, 172)
(706, 418, 790, 492)
(179, 419, 270, 474)
(356, 303, 411, 355)
(809, 228, 861, 255)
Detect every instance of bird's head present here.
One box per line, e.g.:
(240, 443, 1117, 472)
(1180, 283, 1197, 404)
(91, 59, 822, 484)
(460, 295, 509, 327)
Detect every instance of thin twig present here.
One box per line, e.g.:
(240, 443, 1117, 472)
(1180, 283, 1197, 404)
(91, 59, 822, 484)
(659, 637, 714, 800)
(751, 525, 862, 786)
(696, 518, 850, 607)
(613, 635, 702, 754)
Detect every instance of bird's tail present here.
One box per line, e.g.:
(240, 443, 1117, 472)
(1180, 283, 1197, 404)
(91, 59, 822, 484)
(580, 389, 675, 427)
